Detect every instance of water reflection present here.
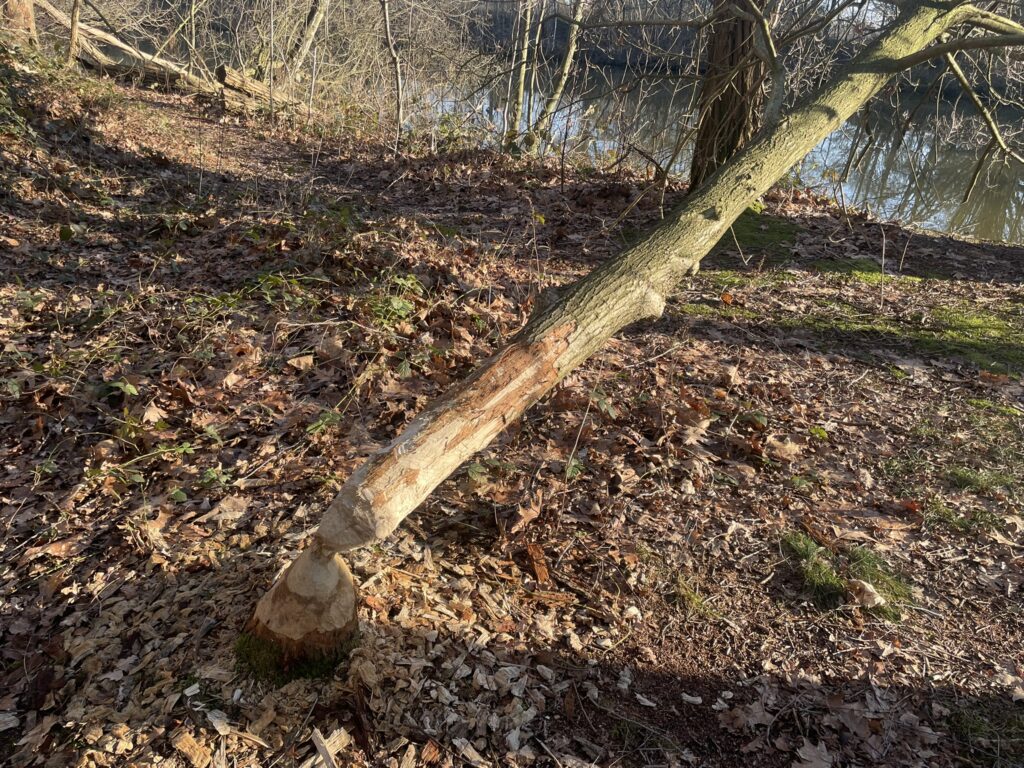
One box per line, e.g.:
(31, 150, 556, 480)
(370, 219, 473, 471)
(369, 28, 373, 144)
(808, 118, 1024, 244)
(452, 71, 1024, 244)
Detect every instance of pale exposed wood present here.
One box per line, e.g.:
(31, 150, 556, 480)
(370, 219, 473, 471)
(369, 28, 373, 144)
(171, 729, 212, 768)
(247, 544, 358, 659)
(310, 727, 338, 768)
(298, 728, 351, 768)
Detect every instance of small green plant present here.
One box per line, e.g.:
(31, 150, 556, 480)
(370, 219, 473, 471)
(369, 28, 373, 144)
(673, 575, 714, 617)
(307, 409, 343, 435)
(946, 466, 1014, 495)
(367, 273, 424, 328)
(201, 465, 233, 488)
(782, 532, 912, 619)
(565, 456, 586, 481)
(782, 532, 846, 609)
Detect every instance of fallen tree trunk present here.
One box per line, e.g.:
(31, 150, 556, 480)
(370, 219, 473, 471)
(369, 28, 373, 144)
(35, 0, 214, 93)
(247, 1, 1024, 662)
(216, 64, 303, 110)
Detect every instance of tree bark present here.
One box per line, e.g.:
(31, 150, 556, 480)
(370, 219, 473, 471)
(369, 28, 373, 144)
(248, 1, 1010, 663)
(2, 0, 37, 45)
(65, 0, 81, 66)
(504, 0, 533, 150)
(283, 0, 327, 82)
(524, 0, 584, 152)
(380, 0, 403, 156)
(689, 0, 764, 190)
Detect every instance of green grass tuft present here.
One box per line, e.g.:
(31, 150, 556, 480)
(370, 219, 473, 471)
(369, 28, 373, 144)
(782, 533, 912, 619)
(782, 532, 846, 609)
(946, 466, 1015, 495)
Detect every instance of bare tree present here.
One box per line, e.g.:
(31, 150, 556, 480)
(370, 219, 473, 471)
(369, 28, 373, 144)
(66, 0, 82, 64)
(524, 0, 584, 152)
(689, 0, 764, 189)
(504, 0, 534, 149)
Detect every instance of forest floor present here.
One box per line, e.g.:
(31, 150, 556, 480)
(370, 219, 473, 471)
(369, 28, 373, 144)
(2, 48, 1023, 768)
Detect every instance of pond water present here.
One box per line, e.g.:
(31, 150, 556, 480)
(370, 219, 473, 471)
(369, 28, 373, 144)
(450, 72, 1024, 244)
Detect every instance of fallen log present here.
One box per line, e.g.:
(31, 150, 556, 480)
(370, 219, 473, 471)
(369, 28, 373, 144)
(216, 64, 302, 110)
(35, 0, 216, 94)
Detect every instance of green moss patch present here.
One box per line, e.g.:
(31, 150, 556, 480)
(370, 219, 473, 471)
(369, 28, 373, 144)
(777, 298, 1024, 373)
(711, 209, 801, 265)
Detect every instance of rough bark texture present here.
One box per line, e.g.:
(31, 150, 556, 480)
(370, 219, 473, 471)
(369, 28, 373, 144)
(690, 0, 764, 190)
(217, 64, 272, 100)
(252, 1, 986, 663)
(2, 0, 37, 45)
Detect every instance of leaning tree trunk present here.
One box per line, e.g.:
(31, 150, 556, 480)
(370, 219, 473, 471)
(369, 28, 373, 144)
(2, 0, 37, 45)
(281, 0, 327, 84)
(504, 0, 533, 150)
(247, 1, 1001, 663)
(689, 0, 765, 190)
(524, 0, 584, 152)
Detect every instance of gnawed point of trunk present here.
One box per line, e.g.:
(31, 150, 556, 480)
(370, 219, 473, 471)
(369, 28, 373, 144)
(243, 545, 359, 667)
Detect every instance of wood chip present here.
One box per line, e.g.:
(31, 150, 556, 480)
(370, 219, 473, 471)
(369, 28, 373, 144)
(171, 728, 211, 768)
(298, 727, 350, 768)
(525, 543, 550, 585)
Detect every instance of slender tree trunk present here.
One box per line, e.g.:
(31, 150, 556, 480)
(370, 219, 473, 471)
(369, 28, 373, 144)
(284, 0, 328, 82)
(380, 0, 403, 156)
(2, 0, 38, 45)
(689, 0, 764, 190)
(525, 0, 584, 152)
(247, 1, 1001, 663)
(66, 0, 81, 65)
(525, 0, 544, 129)
(504, 0, 533, 150)
(268, 0, 276, 123)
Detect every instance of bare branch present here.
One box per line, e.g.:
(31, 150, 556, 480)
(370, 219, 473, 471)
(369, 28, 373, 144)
(890, 32, 1024, 70)
(944, 50, 1024, 165)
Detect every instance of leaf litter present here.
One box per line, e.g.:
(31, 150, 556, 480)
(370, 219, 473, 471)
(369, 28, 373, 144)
(1, 50, 1023, 768)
